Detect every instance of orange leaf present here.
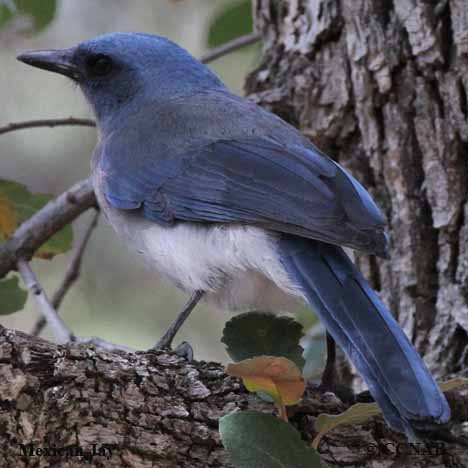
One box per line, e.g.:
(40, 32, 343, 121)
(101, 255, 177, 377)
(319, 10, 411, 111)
(0, 195, 18, 239)
(227, 356, 305, 406)
(0, 179, 73, 257)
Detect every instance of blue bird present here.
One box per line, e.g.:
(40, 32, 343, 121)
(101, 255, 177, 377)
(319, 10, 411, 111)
(18, 32, 450, 440)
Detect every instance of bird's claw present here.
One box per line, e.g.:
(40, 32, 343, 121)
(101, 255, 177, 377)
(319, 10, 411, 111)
(76, 336, 135, 353)
(174, 341, 194, 360)
(149, 340, 194, 361)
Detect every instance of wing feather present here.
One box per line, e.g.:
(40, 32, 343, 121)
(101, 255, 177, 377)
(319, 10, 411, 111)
(101, 132, 388, 256)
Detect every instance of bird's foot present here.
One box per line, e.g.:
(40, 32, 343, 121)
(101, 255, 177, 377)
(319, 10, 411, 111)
(149, 290, 203, 358)
(318, 355, 355, 404)
(174, 341, 194, 360)
(150, 336, 194, 359)
(318, 378, 356, 405)
(77, 336, 135, 353)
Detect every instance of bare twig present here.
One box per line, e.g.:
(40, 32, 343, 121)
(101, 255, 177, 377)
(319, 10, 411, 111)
(0, 178, 96, 279)
(76, 336, 135, 353)
(200, 31, 261, 64)
(51, 209, 100, 310)
(17, 258, 75, 344)
(0, 117, 95, 136)
(31, 209, 100, 337)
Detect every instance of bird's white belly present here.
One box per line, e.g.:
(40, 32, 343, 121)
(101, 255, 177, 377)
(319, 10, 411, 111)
(93, 172, 301, 312)
(138, 221, 302, 311)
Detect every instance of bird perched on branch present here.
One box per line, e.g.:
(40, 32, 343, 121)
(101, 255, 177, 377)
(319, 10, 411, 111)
(18, 32, 450, 440)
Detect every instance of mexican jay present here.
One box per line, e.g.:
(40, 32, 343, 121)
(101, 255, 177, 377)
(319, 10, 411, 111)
(18, 32, 450, 440)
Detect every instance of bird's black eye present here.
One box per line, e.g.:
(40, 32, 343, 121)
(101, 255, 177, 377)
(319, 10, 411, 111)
(85, 54, 113, 77)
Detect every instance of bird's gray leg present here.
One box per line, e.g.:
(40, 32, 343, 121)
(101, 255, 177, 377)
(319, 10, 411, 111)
(320, 332, 337, 389)
(152, 290, 204, 352)
(319, 332, 355, 404)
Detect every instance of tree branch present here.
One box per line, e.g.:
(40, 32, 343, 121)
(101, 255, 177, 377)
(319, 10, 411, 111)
(200, 31, 261, 64)
(31, 209, 100, 337)
(0, 178, 96, 280)
(16, 259, 75, 344)
(0, 327, 467, 467)
(0, 117, 95, 136)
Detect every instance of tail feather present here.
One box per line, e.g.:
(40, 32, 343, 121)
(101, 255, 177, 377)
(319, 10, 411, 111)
(279, 235, 450, 439)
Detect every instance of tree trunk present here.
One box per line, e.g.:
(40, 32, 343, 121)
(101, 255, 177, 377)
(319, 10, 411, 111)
(1, 326, 467, 468)
(247, 0, 468, 387)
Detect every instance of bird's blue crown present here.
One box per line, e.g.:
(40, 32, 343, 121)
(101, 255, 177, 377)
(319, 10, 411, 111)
(74, 32, 226, 129)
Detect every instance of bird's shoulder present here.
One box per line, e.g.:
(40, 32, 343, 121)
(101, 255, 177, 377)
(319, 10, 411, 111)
(103, 89, 311, 151)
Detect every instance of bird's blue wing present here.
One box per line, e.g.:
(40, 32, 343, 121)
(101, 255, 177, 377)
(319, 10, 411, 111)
(100, 135, 388, 256)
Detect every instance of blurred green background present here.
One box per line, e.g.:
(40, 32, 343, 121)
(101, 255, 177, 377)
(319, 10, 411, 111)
(0, 0, 323, 367)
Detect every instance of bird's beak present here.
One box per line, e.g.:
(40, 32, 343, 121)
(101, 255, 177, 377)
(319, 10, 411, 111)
(17, 48, 81, 81)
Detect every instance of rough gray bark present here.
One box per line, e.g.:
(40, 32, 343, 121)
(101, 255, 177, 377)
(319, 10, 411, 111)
(247, 0, 468, 388)
(1, 326, 468, 468)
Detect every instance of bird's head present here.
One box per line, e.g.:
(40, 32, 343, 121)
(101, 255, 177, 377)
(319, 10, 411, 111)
(17, 32, 225, 130)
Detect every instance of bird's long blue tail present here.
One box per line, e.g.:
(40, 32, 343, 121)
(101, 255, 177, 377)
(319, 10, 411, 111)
(279, 235, 450, 439)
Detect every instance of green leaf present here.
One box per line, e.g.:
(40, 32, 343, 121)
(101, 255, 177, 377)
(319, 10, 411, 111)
(0, 0, 56, 32)
(220, 411, 322, 468)
(0, 275, 27, 315)
(311, 377, 464, 448)
(0, 178, 73, 258)
(313, 402, 381, 449)
(222, 312, 305, 371)
(207, 0, 253, 48)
